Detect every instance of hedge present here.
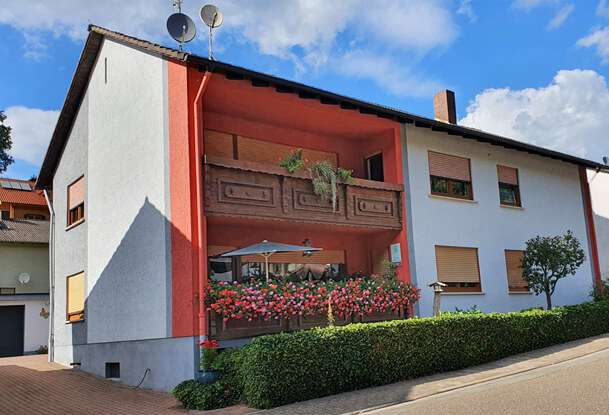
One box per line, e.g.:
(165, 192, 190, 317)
(173, 300, 609, 409)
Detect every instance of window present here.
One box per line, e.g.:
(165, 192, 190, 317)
(68, 176, 85, 226)
(207, 245, 345, 282)
(497, 165, 521, 206)
(67, 272, 85, 321)
(435, 245, 481, 292)
(505, 250, 529, 292)
(428, 151, 473, 200)
(0, 288, 16, 295)
(24, 214, 45, 220)
(365, 153, 384, 182)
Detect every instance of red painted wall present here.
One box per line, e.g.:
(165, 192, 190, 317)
(169, 64, 413, 337)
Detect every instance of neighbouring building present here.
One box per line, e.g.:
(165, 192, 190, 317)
(588, 170, 609, 281)
(0, 218, 50, 357)
(35, 26, 606, 391)
(0, 178, 49, 220)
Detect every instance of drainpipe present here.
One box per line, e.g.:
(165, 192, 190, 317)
(43, 190, 55, 363)
(191, 70, 212, 377)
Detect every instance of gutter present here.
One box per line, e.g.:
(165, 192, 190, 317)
(43, 190, 55, 363)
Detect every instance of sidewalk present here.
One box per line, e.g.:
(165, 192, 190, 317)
(262, 333, 609, 415)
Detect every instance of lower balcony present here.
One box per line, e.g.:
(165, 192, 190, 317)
(210, 309, 407, 341)
(204, 156, 403, 230)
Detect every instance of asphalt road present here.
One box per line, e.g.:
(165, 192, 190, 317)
(370, 348, 609, 415)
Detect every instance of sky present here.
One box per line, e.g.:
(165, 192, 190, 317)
(1, 0, 609, 180)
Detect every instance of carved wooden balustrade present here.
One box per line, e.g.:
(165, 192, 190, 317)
(204, 156, 403, 230)
(210, 308, 407, 340)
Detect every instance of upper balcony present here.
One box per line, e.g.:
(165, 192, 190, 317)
(204, 156, 403, 230)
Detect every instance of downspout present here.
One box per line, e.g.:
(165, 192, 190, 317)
(43, 190, 55, 363)
(193, 71, 212, 340)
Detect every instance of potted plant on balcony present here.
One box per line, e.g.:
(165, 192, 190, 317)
(279, 150, 353, 212)
(196, 339, 220, 385)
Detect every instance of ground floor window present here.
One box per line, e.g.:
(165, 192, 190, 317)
(67, 272, 85, 321)
(435, 245, 482, 292)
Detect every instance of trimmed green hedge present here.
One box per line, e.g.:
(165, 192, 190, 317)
(173, 301, 609, 409)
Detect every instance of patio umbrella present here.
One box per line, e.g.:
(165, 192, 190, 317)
(221, 240, 322, 282)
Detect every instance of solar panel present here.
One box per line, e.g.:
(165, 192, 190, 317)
(9, 182, 21, 190)
(19, 182, 31, 191)
(0, 181, 10, 189)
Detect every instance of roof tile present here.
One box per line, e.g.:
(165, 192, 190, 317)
(0, 219, 49, 244)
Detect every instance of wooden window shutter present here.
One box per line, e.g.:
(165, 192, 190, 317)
(68, 177, 85, 210)
(428, 151, 471, 182)
(435, 246, 480, 283)
(67, 272, 85, 316)
(505, 250, 528, 290)
(241, 250, 345, 264)
(204, 130, 234, 159)
(207, 245, 237, 257)
(497, 165, 519, 185)
(237, 135, 338, 168)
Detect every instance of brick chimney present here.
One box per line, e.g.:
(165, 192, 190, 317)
(433, 90, 457, 124)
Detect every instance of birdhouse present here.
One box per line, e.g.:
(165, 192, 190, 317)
(428, 281, 447, 293)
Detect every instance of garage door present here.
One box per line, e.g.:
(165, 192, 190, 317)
(0, 306, 24, 357)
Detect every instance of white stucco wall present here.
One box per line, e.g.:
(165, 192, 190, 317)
(589, 169, 609, 280)
(85, 38, 171, 343)
(0, 299, 49, 353)
(405, 124, 595, 316)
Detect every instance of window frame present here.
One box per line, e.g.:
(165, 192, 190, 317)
(430, 175, 474, 200)
(364, 151, 384, 182)
(505, 249, 529, 293)
(66, 272, 85, 322)
(67, 175, 85, 226)
(498, 182, 521, 207)
(435, 245, 482, 293)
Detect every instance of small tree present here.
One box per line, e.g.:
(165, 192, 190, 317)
(521, 230, 585, 310)
(0, 111, 14, 174)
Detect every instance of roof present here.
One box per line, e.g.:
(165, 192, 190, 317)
(0, 178, 48, 206)
(36, 25, 608, 189)
(0, 219, 49, 244)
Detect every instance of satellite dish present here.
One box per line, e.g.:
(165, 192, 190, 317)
(166, 13, 196, 51)
(200, 5, 223, 60)
(200, 5, 223, 27)
(18, 272, 30, 284)
(603, 156, 609, 165)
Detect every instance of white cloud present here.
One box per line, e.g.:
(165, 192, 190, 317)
(3, 106, 59, 165)
(460, 69, 609, 162)
(457, 0, 478, 23)
(547, 4, 574, 30)
(597, 0, 609, 18)
(0, 0, 460, 97)
(577, 26, 609, 64)
(512, 0, 558, 11)
(334, 50, 444, 98)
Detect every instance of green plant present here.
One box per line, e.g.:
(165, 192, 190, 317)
(591, 279, 609, 302)
(172, 348, 246, 410)
(308, 160, 354, 212)
(0, 111, 14, 173)
(36, 345, 48, 354)
(521, 230, 585, 309)
(439, 305, 483, 316)
(279, 148, 305, 173)
(197, 339, 219, 371)
(381, 260, 398, 279)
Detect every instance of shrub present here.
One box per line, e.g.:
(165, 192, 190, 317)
(591, 279, 609, 302)
(241, 301, 609, 408)
(173, 301, 609, 410)
(171, 347, 247, 410)
(439, 305, 483, 316)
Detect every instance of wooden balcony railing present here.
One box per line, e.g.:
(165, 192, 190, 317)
(204, 156, 403, 230)
(210, 309, 407, 341)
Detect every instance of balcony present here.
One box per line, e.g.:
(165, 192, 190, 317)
(204, 156, 403, 230)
